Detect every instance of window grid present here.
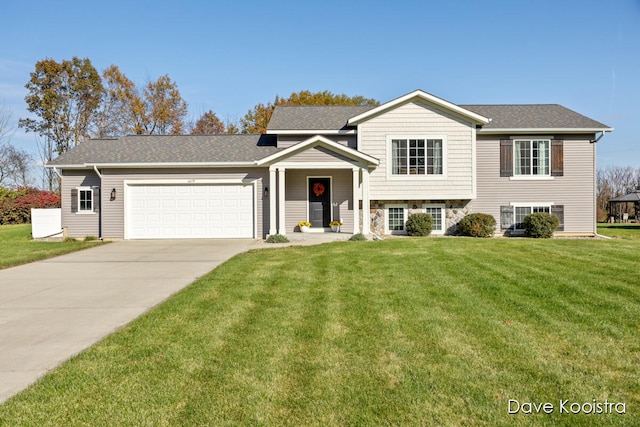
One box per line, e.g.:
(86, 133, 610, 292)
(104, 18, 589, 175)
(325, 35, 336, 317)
(388, 207, 405, 231)
(515, 139, 550, 176)
(425, 207, 443, 231)
(391, 138, 443, 176)
(79, 189, 93, 212)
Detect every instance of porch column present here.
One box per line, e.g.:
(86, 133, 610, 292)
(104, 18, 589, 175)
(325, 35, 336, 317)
(278, 168, 286, 235)
(269, 167, 277, 235)
(352, 168, 360, 234)
(362, 167, 370, 235)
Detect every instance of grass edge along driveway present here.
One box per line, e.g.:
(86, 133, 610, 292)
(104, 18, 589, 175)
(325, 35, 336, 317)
(0, 237, 638, 426)
(0, 224, 103, 269)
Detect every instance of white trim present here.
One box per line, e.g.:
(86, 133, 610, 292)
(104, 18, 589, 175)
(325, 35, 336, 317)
(76, 186, 94, 214)
(348, 90, 490, 126)
(509, 202, 554, 231)
(512, 138, 551, 178)
(273, 161, 365, 170)
(123, 179, 257, 240)
(422, 203, 446, 235)
(479, 128, 613, 134)
(362, 168, 370, 235)
(278, 169, 286, 235)
(352, 168, 360, 234)
(269, 168, 277, 235)
(386, 135, 448, 180)
(385, 204, 407, 235)
(257, 135, 379, 166)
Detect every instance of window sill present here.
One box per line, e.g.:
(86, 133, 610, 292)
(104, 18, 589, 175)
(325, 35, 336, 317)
(388, 174, 448, 181)
(75, 211, 96, 215)
(509, 176, 554, 181)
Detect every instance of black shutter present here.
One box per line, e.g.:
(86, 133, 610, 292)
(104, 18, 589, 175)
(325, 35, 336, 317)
(93, 187, 100, 213)
(500, 139, 513, 177)
(551, 205, 564, 231)
(500, 205, 514, 230)
(71, 189, 78, 213)
(551, 139, 564, 176)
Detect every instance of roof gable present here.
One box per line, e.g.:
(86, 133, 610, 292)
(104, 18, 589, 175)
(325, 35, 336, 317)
(257, 135, 379, 166)
(347, 90, 490, 126)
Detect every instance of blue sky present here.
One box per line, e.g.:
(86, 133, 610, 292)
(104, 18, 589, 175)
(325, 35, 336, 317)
(1, 0, 638, 174)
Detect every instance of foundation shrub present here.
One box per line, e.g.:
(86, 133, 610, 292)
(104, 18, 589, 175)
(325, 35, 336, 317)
(459, 213, 496, 238)
(523, 212, 560, 238)
(405, 213, 432, 237)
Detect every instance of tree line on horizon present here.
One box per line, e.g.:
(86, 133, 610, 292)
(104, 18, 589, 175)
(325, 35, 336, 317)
(15, 56, 379, 189)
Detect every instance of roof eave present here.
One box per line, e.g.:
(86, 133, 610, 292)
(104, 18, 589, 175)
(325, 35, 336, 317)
(477, 127, 614, 134)
(266, 129, 356, 135)
(46, 162, 260, 169)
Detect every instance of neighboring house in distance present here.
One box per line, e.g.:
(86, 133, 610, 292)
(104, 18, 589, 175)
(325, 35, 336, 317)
(46, 90, 612, 240)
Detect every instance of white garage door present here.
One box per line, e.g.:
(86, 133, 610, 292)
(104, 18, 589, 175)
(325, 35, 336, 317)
(127, 184, 254, 239)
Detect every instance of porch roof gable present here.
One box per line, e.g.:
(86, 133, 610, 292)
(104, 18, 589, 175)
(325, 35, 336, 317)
(256, 135, 379, 166)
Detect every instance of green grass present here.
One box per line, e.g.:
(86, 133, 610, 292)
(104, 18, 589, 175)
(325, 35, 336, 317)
(0, 224, 103, 269)
(1, 238, 639, 426)
(598, 223, 640, 240)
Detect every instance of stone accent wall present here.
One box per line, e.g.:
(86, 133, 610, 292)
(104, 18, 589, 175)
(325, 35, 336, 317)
(368, 200, 471, 236)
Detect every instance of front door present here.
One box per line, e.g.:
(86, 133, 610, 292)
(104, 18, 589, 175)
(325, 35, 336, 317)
(308, 178, 331, 228)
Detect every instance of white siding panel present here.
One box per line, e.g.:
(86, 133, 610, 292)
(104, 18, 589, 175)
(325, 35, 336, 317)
(358, 101, 475, 200)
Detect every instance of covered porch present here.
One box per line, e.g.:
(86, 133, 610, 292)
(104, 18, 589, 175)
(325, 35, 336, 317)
(257, 136, 378, 236)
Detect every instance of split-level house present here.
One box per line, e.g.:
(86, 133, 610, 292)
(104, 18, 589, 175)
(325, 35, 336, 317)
(46, 90, 612, 239)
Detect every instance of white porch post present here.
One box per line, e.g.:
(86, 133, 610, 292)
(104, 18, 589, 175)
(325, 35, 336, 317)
(269, 167, 277, 235)
(362, 167, 370, 235)
(277, 168, 286, 235)
(352, 168, 360, 234)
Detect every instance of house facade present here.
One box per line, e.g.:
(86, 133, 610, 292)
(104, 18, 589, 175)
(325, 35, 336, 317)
(47, 90, 612, 239)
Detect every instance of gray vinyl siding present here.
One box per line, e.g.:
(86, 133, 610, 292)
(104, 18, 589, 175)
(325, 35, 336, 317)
(61, 170, 101, 238)
(284, 169, 354, 234)
(277, 135, 357, 149)
(100, 168, 270, 239)
(473, 135, 596, 233)
(357, 100, 476, 200)
(285, 146, 356, 163)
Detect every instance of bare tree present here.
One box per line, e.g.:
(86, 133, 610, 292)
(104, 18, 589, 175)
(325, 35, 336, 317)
(0, 104, 32, 188)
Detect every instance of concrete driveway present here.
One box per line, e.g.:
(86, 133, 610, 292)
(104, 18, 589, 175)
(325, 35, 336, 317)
(0, 239, 259, 404)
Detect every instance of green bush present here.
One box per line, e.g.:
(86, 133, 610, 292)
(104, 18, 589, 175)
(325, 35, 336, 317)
(405, 213, 432, 237)
(349, 233, 367, 241)
(459, 213, 496, 238)
(522, 212, 560, 238)
(266, 234, 289, 243)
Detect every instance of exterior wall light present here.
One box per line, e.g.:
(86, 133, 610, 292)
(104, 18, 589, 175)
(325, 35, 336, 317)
(110, 188, 117, 201)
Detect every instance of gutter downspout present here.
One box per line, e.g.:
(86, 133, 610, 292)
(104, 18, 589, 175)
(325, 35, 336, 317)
(92, 165, 103, 240)
(52, 167, 62, 179)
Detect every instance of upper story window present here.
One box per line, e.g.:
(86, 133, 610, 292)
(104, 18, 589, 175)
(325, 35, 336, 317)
(391, 138, 443, 175)
(500, 138, 563, 178)
(514, 139, 550, 176)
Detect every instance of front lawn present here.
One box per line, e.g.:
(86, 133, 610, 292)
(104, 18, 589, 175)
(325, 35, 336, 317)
(0, 224, 102, 269)
(1, 238, 638, 426)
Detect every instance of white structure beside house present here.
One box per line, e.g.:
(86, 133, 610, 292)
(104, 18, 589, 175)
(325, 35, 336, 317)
(46, 90, 612, 239)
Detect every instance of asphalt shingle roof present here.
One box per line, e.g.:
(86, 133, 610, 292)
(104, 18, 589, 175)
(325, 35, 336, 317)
(48, 134, 278, 166)
(461, 104, 611, 130)
(268, 104, 610, 132)
(267, 106, 375, 131)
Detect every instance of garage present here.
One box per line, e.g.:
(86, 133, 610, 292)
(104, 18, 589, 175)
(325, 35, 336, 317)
(126, 183, 255, 239)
